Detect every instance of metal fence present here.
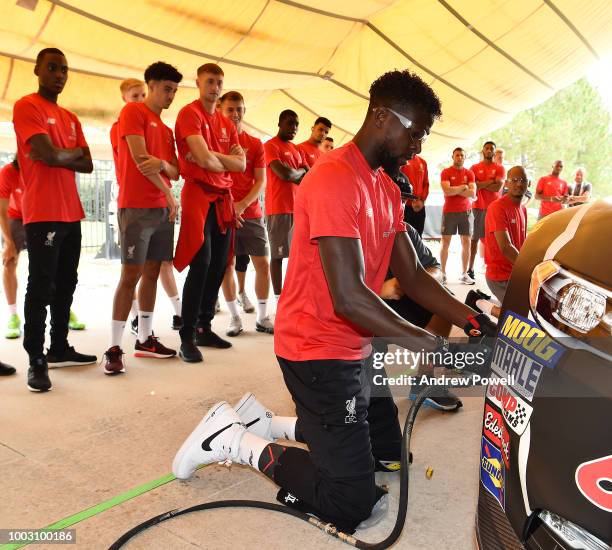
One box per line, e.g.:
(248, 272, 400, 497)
(1, 154, 183, 258)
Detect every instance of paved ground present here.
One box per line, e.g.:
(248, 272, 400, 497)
(1, 240, 489, 549)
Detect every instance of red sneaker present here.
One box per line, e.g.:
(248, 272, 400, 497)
(134, 334, 176, 359)
(103, 346, 125, 375)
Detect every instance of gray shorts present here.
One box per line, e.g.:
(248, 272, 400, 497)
(472, 208, 486, 240)
(486, 278, 509, 304)
(117, 207, 174, 265)
(441, 211, 473, 236)
(235, 217, 269, 257)
(266, 213, 293, 259)
(1, 218, 27, 252)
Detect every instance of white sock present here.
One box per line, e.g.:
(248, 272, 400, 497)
(226, 299, 240, 317)
(270, 416, 297, 440)
(476, 299, 496, 316)
(237, 430, 271, 468)
(256, 299, 268, 322)
(169, 294, 181, 316)
(8, 303, 17, 316)
(138, 311, 153, 343)
(130, 300, 139, 318)
(111, 320, 126, 348)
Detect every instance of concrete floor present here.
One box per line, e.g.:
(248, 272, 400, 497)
(1, 241, 487, 549)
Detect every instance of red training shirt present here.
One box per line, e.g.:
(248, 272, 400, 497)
(175, 100, 239, 192)
(264, 137, 305, 215)
(0, 163, 23, 219)
(12, 93, 87, 224)
(484, 194, 527, 281)
(110, 120, 120, 183)
(400, 154, 429, 207)
(275, 141, 406, 361)
(297, 141, 322, 168)
(536, 175, 568, 218)
(440, 166, 475, 213)
(230, 131, 266, 219)
(117, 102, 175, 208)
(470, 161, 505, 210)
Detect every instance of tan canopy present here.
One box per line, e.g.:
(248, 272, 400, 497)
(1, 0, 611, 158)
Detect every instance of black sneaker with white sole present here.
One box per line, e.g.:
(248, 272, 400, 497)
(0, 361, 16, 376)
(27, 358, 52, 392)
(46, 346, 97, 368)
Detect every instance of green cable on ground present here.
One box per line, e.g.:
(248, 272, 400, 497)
(1, 471, 181, 550)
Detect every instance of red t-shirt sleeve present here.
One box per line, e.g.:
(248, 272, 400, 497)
(0, 167, 11, 199)
(422, 161, 429, 200)
(307, 163, 361, 240)
(74, 117, 88, 148)
(440, 168, 449, 183)
(536, 177, 545, 194)
(254, 140, 266, 169)
(488, 203, 508, 233)
(13, 99, 47, 143)
(264, 141, 280, 164)
(467, 169, 475, 183)
(229, 124, 239, 149)
(119, 104, 145, 139)
(175, 106, 202, 139)
(496, 164, 506, 180)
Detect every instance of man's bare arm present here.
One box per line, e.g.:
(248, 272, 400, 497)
(28, 134, 93, 173)
(270, 160, 307, 183)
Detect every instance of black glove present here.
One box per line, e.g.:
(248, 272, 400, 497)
(463, 313, 497, 338)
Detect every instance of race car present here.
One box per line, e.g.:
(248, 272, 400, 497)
(476, 200, 612, 550)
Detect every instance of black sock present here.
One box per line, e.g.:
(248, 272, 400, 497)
(257, 443, 286, 480)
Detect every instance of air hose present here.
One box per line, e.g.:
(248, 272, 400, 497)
(108, 380, 458, 550)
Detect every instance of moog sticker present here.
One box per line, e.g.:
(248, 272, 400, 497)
(481, 436, 505, 509)
(486, 382, 533, 436)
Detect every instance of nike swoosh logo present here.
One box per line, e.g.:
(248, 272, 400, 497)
(201, 422, 235, 451)
(245, 418, 259, 428)
(139, 346, 156, 352)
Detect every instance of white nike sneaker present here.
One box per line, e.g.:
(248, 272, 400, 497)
(238, 291, 255, 314)
(172, 401, 246, 480)
(226, 315, 243, 337)
(460, 272, 476, 285)
(233, 392, 274, 440)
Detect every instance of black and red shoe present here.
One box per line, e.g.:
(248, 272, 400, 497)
(134, 334, 176, 359)
(103, 346, 125, 375)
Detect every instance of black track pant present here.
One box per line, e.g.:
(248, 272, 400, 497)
(404, 205, 426, 236)
(23, 221, 81, 360)
(273, 354, 401, 532)
(179, 207, 232, 341)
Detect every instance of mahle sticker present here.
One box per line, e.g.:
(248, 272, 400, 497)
(491, 339, 544, 402)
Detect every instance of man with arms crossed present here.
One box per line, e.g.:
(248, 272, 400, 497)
(173, 63, 246, 363)
(264, 110, 308, 301)
(13, 48, 96, 392)
(535, 160, 568, 219)
(218, 91, 274, 336)
(468, 141, 505, 280)
(172, 70, 495, 533)
(439, 147, 476, 285)
(102, 62, 182, 375)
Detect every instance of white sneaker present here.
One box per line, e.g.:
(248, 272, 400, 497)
(255, 316, 274, 334)
(441, 273, 447, 286)
(172, 401, 246, 480)
(233, 392, 275, 440)
(460, 272, 476, 285)
(238, 291, 255, 313)
(226, 315, 243, 337)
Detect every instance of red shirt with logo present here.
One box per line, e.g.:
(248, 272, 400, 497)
(440, 166, 475, 213)
(175, 100, 239, 192)
(536, 175, 568, 217)
(0, 163, 23, 219)
(275, 141, 406, 361)
(264, 137, 305, 215)
(117, 102, 175, 209)
(470, 161, 505, 209)
(484, 194, 527, 281)
(297, 141, 322, 168)
(12, 93, 87, 224)
(230, 131, 265, 219)
(401, 154, 429, 206)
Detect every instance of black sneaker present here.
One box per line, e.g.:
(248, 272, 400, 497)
(130, 316, 138, 336)
(464, 288, 491, 313)
(46, 346, 97, 368)
(179, 340, 203, 363)
(409, 385, 463, 412)
(0, 361, 16, 376)
(467, 268, 476, 281)
(27, 358, 52, 392)
(195, 328, 232, 349)
(172, 315, 183, 330)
